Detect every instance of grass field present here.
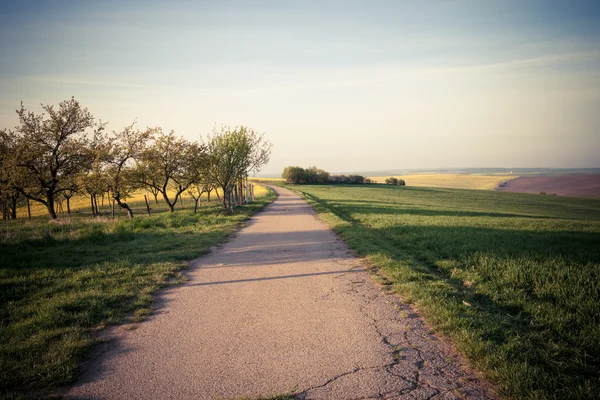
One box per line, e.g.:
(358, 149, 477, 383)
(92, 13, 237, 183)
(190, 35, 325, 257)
(290, 184, 600, 400)
(0, 186, 275, 398)
(368, 173, 518, 190)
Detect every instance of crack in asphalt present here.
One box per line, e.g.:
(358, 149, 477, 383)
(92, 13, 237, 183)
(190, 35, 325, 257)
(298, 271, 492, 399)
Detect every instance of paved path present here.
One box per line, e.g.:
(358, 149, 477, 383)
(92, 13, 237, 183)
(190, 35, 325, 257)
(65, 186, 493, 400)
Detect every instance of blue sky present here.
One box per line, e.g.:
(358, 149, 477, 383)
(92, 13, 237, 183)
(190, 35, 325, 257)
(1, 0, 599, 174)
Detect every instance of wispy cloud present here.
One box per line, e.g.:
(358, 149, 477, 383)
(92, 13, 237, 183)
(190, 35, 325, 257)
(421, 50, 600, 75)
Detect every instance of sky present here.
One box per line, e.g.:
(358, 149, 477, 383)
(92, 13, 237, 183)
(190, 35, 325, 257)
(0, 0, 599, 175)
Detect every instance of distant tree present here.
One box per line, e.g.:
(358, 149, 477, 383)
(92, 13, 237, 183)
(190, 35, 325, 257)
(349, 175, 365, 184)
(282, 166, 306, 183)
(0, 129, 18, 219)
(187, 181, 213, 213)
(385, 177, 399, 185)
(305, 166, 329, 184)
(397, 179, 406, 186)
(137, 129, 207, 213)
(7, 98, 103, 219)
(104, 123, 156, 219)
(205, 126, 271, 212)
(79, 155, 108, 218)
(0, 132, 22, 219)
(61, 175, 80, 215)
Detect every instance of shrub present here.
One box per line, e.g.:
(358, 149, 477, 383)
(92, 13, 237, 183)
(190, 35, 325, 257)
(397, 179, 406, 186)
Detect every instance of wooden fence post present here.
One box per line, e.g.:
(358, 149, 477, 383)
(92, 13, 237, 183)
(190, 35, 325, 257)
(144, 195, 152, 216)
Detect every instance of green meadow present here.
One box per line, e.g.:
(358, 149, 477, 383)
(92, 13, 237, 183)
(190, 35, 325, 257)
(0, 190, 275, 398)
(292, 184, 600, 400)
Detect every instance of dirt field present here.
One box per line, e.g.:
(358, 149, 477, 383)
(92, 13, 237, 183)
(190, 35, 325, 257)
(498, 174, 600, 198)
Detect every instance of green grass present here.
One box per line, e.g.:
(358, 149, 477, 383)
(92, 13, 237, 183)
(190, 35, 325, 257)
(0, 190, 276, 398)
(288, 184, 600, 400)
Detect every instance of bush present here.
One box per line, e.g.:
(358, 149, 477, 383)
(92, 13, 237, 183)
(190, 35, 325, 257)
(385, 177, 406, 186)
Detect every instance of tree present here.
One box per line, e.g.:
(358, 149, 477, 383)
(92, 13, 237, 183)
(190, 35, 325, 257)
(205, 126, 271, 212)
(104, 123, 155, 219)
(305, 166, 329, 184)
(385, 177, 399, 185)
(8, 98, 103, 219)
(137, 129, 207, 213)
(282, 166, 306, 183)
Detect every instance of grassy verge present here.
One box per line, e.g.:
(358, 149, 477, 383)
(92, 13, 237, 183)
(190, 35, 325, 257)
(287, 184, 600, 400)
(0, 189, 276, 398)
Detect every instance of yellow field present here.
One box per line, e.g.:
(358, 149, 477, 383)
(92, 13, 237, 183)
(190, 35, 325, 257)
(16, 184, 271, 219)
(368, 174, 518, 190)
(250, 177, 284, 182)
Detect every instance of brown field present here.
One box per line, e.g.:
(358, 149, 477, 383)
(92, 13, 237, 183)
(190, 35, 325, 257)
(497, 174, 600, 198)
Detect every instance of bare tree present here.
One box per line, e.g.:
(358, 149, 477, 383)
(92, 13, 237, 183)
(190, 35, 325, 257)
(7, 98, 103, 219)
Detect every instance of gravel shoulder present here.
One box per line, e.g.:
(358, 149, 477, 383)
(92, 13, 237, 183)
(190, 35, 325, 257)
(64, 186, 494, 400)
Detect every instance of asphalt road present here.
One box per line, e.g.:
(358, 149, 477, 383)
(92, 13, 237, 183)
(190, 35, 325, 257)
(65, 186, 493, 400)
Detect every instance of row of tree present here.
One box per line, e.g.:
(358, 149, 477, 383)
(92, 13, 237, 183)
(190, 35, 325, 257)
(282, 166, 371, 185)
(282, 166, 408, 187)
(0, 98, 271, 220)
(282, 166, 330, 184)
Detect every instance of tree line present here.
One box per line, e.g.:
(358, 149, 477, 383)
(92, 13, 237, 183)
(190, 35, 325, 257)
(0, 98, 271, 220)
(282, 166, 406, 186)
(282, 166, 371, 184)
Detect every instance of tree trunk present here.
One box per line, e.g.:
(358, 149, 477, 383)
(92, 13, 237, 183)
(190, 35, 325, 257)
(207, 189, 211, 202)
(10, 196, 17, 219)
(27, 198, 31, 220)
(118, 201, 134, 219)
(222, 186, 230, 212)
(154, 193, 158, 204)
(94, 195, 100, 216)
(194, 198, 199, 213)
(90, 195, 96, 217)
(66, 197, 71, 215)
(46, 194, 58, 219)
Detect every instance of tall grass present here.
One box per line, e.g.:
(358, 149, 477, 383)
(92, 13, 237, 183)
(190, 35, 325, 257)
(293, 184, 600, 400)
(0, 188, 275, 398)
